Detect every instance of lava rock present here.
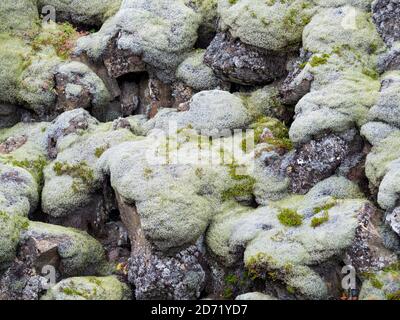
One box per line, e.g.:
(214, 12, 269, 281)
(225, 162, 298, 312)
(372, 0, 400, 45)
(204, 33, 288, 86)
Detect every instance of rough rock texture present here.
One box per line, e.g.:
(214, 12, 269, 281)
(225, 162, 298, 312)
(204, 32, 288, 85)
(372, 0, 400, 45)
(287, 130, 364, 194)
(1, 0, 400, 302)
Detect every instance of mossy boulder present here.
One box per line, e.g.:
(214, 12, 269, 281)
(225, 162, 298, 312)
(289, 6, 384, 144)
(76, 0, 202, 82)
(22, 221, 108, 277)
(0, 212, 28, 272)
(0, 34, 32, 105)
(207, 177, 367, 299)
(37, 0, 122, 27)
(0, 162, 39, 217)
(0, 121, 50, 186)
(42, 111, 136, 219)
(218, 0, 316, 51)
(365, 131, 400, 189)
(236, 292, 277, 300)
(145, 90, 254, 137)
(41, 276, 131, 300)
(359, 265, 400, 300)
(0, 0, 39, 34)
(176, 49, 221, 91)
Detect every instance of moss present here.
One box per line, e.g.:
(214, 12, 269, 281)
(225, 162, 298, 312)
(228, 0, 238, 4)
(222, 162, 256, 201)
(222, 177, 256, 201)
(369, 275, 384, 290)
(225, 274, 239, 285)
(362, 67, 379, 80)
(61, 286, 89, 298)
(143, 167, 153, 179)
(309, 54, 330, 67)
(310, 211, 329, 228)
(382, 262, 400, 273)
(286, 285, 296, 294)
(94, 145, 109, 158)
(313, 200, 336, 214)
(277, 208, 303, 227)
(53, 161, 94, 193)
(245, 252, 276, 280)
(386, 290, 400, 300)
(223, 287, 234, 299)
(31, 22, 86, 60)
(8, 157, 48, 186)
(241, 116, 292, 152)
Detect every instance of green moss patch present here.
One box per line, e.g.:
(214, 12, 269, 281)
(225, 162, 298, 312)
(277, 208, 303, 227)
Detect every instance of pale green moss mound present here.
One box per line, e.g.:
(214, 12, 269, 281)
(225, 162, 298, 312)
(207, 177, 365, 299)
(0, 162, 39, 217)
(236, 292, 277, 300)
(0, 0, 39, 34)
(0, 212, 28, 272)
(289, 6, 384, 144)
(42, 110, 136, 218)
(37, 0, 122, 26)
(365, 131, 400, 189)
(359, 265, 400, 300)
(41, 276, 131, 300)
(218, 0, 316, 51)
(176, 49, 220, 91)
(22, 221, 108, 277)
(76, 0, 202, 82)
(145, 90, 253, 136)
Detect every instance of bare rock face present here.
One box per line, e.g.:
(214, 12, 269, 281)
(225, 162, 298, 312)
(386, 206, 400, 236)
(287, 130, 364, 194)
(129, 245, 206, 300)
(279, 50, 313, 105)
(102, 37, 147, 78)
(377, 43, 400, 72)
(372, 0, 400, 45)
(0, 104, 22, 129)
(345, 203, 398, 273)
(204, 33, 288, 86)
(0, 135, 27, 154)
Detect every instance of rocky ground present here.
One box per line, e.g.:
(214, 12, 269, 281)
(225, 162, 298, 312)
(0, 0, 400, 300)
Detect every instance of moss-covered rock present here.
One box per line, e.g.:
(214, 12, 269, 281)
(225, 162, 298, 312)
(207, 177, 367, 299)
(359, 265, 400, 300)
(0, 34, 32, 105)
(37, 0, 122, 27)
(42, 110, 136, 219)
(289, 6, 384, 144)
(218, 0, 316, 51)
(41, 276, 131, 300)
(0, 162, 39, 217)
(365, 131, 400, 189)
(22, 221, 108, 277)
(0, 212, 28, 272)
(176, 49, 221, 91)
(236, 292, 277, 300)
(76, 0, 202, 82)
(145, 90, 254, 136)
(0, 0, 39, 34)
(0, 121, 50, 186)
